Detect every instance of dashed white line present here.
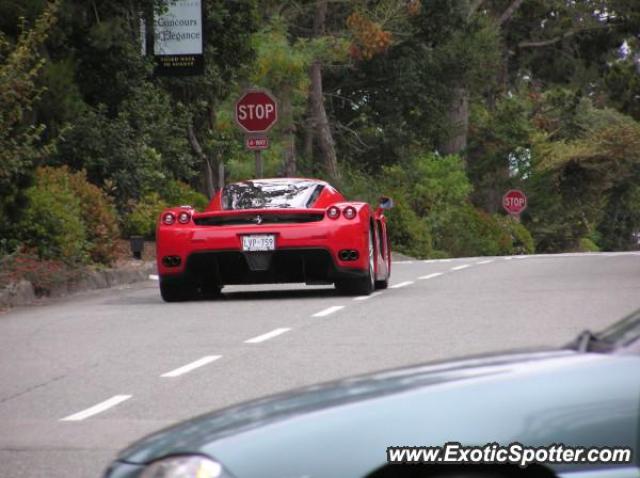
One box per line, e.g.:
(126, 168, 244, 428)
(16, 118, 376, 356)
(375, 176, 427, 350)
(451, 264, 471, 271)
(418, 272, 443, 280)
(476, 260, 493, 265)
(422, 259, 452, 263)
(504, 257, 514, 261)
(244, 328, 291, 344)
(60, 395, 132, 422)
(354, 291, 382, 301)
(161, 355, 221, 378)
(149, 274, 159, 281)
(390, 281, 414, 289)
(394, 260, 414, 264)
(312, 305, 345, 317)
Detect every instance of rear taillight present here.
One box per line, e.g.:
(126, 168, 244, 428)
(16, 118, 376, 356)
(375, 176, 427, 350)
(178, 211, 191, 224)
(343, 206, 357, 220)
(327, 206, 340, 219)
(162, 212, 176, 225)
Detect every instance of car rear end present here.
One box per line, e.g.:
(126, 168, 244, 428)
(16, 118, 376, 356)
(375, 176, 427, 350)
(155, 180, 373, 299)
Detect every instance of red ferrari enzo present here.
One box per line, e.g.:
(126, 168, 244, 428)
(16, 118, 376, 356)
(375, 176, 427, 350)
(156, 178, 393, 302)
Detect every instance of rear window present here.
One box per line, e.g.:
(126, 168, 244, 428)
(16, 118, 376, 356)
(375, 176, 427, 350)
(222, 180, 323, 210)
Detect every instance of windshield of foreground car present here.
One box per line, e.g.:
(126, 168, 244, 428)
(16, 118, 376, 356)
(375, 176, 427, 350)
(221, 180, 322, 210)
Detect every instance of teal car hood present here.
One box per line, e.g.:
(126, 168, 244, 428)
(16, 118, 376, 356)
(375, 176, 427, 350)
(118, 350, 640, 477)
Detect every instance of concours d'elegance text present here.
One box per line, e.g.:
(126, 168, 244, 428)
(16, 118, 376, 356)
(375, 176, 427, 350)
(387, 442, 633, 467)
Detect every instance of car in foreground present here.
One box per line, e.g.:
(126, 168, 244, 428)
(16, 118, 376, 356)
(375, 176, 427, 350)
(105, 310, 640, 478)
(156, 178, 392, 301)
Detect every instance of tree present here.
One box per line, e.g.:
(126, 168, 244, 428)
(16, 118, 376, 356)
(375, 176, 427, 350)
(0, 1, 59, 252)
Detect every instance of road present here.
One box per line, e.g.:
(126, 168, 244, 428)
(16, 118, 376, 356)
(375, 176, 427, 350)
(1, 252, 639, 477)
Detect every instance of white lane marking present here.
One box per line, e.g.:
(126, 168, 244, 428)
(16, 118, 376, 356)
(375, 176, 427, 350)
(422, 259, 452, 263)
(504, 257, 514, 261)
(149, 274, 159, 281)
(418, 272, 443, 280)
(312, 306, 345, 317)
(451, 264, 471, 271)
(61, 395, 131, 422)
(244, 328, 291, 344)
(390, 281, 414, 289)
(476, 260, 493, 265)
(161, 355, 221, 378)
(394, 260, 414, 264)
(514, 255, 530, 260)
(354, 291, 382, 301)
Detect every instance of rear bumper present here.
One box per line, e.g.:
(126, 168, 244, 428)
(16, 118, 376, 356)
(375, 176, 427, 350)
(160, 248, 368, 286)
(156, 222, 369, 284)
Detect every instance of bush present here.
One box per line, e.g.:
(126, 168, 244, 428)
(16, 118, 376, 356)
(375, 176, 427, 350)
(578, 237, 600, 252)
(378, 152, 471, 258)
(434, 204, 511, 257)
(496, 216, 535, 254)
(385, 201, 433, 258)
(18, 167, 88, 263)
(162, 180, 209, 210)
(68, 170, 120, 264)
(123, 193, 167, 239)
(16, 166, 121, 265)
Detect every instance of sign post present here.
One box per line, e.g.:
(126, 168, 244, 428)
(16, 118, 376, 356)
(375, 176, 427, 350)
(235, 90, 278, 178)
(502, 189, 528, 219)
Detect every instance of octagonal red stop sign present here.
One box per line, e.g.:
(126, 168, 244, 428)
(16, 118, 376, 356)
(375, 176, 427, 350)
(502, 189, 528, 215)
(235, 90, 278, 133)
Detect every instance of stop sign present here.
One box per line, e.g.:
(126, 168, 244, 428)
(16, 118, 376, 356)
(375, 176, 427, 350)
(235, 90, 278, 133)
(502, 189, 528, 215)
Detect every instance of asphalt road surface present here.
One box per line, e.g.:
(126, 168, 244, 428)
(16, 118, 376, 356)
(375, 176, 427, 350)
(1, 252, 639, 477)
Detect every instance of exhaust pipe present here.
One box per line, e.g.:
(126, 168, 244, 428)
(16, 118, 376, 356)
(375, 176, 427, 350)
(339, 250, 359, 261)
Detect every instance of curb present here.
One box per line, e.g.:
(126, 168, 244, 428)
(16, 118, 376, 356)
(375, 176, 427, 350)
(0, 262, 157, 310)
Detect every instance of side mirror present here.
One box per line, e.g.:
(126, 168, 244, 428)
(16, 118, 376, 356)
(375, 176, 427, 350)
(378, 196, 394, 210)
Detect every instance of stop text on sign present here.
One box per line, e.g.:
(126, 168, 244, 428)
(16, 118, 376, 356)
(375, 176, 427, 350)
(238, 104, 275, 121)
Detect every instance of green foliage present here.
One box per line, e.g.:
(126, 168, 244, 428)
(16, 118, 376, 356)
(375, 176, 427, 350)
(385, 201, 433, 258)
(597, 183, 640, 251)
(162, 180, 209, 211)
(0, 1, 58, 252)
(15, 166, 120, 265)
(578, 237, 600, 253)
(53, 104, 166, 209)
(527, 95, 640, 252)
(123, 193, 167, 240)
(497, 216, 535, 255)
(18, 167, 88, 263)
(67, 169, 120, 265)
(434, 205, 510, 257)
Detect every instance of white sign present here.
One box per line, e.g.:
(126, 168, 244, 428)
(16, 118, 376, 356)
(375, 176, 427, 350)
(154, 0, 203, 56)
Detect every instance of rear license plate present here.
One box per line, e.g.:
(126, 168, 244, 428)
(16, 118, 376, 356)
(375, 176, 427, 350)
(242, 234, 276, 251)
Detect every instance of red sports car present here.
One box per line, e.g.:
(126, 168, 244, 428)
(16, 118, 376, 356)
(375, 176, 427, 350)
(156, 178, 393, 302)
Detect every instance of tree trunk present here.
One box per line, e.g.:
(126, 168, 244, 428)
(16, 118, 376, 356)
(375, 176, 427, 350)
(187, 122, 216, 198)
(310, 61, 339, 180)
(281, 90, 297, 177)
(309, 0, 339, 181)
(439, 87, 469, 156)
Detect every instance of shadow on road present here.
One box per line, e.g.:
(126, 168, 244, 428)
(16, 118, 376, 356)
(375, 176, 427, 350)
(219, 287, 339, 301)
(102, 284, 340, 305)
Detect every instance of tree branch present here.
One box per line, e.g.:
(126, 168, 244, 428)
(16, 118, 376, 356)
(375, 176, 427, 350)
(518, 24, 612, 48)
(498, 0, 525, 26)
(468, 0, 485, 20)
